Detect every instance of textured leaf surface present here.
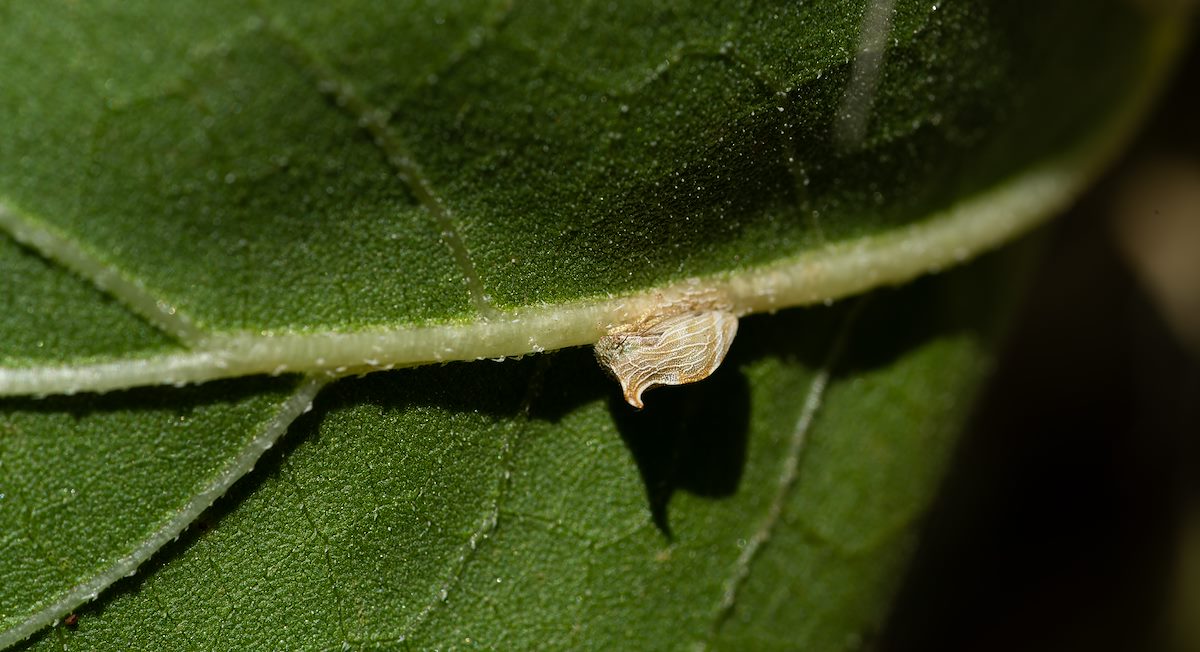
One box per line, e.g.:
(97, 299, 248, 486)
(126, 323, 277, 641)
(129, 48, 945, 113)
(0, 227, 323, 645)
(19, 251, 1019, 651)
(0, 0, 1178, 391)
(0, 0, 1185, 649)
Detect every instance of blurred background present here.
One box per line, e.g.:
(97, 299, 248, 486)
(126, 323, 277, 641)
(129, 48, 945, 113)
(877, 24, 1200, 652)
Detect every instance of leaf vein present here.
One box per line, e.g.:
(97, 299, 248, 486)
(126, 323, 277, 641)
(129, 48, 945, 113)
(1, 30, 1175, 398)
(700, 301, 860, 648)
(265, 23, 498, 320)
(0, 375, 327, 649)
(282, 465, 351, 647)
(340, 360, 549, 650)
(0, 200, 204, 344)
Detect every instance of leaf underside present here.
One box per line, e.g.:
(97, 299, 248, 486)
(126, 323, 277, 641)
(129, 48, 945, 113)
(0, 0, 1183, 649)
(13, 248, 1024, 651)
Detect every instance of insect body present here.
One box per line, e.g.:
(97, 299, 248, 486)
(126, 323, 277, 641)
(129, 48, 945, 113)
(594, 308, 738, 408)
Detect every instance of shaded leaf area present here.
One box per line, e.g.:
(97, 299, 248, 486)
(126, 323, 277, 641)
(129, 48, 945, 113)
(0, 377, 304, 637)
(0, 0, 1160, 341)
(16, 249, 1024, 651)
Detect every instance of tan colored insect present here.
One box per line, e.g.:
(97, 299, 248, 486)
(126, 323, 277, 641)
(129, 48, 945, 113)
(594, 309, 738, 408)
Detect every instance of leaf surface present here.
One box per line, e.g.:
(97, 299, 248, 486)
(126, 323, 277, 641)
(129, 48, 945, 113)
(19, 250, 1021, 651)
(0, 0, 1180, 391)
(0, 0, 1186, 648)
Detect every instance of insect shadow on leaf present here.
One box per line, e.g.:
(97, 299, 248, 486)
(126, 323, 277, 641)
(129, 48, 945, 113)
(607, 360, 751, 538)
(528, 346, 751, 538)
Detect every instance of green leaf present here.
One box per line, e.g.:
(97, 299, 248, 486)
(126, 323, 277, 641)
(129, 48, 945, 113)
(0, 1, 1182, 392)
(0, 234, 322, 644)
(0, 0, 1185, 649)
(17, 248, 1021, 650)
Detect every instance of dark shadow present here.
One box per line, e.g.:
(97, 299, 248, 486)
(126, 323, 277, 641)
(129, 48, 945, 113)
(521, 344, 752, 537)
(322, 354, 549, 419)
(593, 262, 1007, 539)
(608, 365, 751, 538)
(877, 193, 1195, 652)
(0, 375, 295, 420)
(527, 346, 614, 424)
(879, 34, 1200, 645)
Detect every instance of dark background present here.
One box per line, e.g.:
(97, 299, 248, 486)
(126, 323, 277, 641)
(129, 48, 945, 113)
(879, 28, 1200, 652)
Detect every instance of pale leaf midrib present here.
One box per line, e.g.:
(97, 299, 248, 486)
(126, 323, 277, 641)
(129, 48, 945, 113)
(0, 18, 1183, 398)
